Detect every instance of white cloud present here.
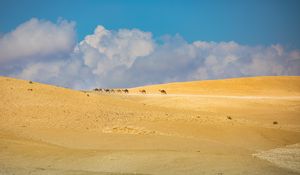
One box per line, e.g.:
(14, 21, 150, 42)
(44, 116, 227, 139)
(0, 18, 76, 63)
(120, 40, 300, 87)
(75, 25, 154, 76)
(18, 61, 64, 82)
(1, 19, 299, 89)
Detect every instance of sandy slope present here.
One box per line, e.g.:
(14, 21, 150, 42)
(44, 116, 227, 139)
(0, 76, 300, 174)
(130, 76, 300, 96)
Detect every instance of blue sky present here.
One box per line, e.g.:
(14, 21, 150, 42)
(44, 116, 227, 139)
(1, 0, 300, 47)
(0, 0, 300, 88)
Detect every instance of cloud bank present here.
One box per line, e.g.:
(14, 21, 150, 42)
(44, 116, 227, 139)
(0, 18, 299, 89)
(0, 18, 76, 63)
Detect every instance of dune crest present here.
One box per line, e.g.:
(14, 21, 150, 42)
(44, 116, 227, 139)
(130, 76, 300, 96)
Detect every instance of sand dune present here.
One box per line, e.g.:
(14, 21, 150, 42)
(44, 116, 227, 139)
(0, 76, 300, 174)
(130, 76, 300, 96)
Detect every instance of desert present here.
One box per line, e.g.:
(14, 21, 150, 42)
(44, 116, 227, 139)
(0, 76, 299, 175)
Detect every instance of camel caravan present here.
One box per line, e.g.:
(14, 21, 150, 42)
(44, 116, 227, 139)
(93, 88, 167, 95)
(93, 88, 129, 93)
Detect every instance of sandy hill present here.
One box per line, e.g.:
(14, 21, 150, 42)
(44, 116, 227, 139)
(0, 76, 300, 175)
(130, 76, 300, 96)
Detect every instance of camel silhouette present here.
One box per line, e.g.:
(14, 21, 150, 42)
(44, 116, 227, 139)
(139, 89, 146, 94)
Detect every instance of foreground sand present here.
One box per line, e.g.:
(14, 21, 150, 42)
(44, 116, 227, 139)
(0, 76, 300, 174)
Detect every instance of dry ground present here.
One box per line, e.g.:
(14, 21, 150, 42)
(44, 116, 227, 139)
(0, 76, 300, 174)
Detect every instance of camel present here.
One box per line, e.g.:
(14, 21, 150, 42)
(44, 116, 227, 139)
(159, 89, 167, 94)
(139, 89, 146, 94)
(94, 88, 103, 92)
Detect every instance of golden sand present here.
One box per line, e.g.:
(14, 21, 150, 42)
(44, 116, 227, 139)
(0, 76, 299, 174)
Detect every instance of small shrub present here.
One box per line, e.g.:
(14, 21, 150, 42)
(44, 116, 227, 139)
(227, 116, 232, 120)
(29, 81, 33, 84)
(273, 121, 278, 125)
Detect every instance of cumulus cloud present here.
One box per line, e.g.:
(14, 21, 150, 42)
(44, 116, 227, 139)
(0, 18, 76, 63)
(75, 25, 154, 76)
(106, 39, 300, 87)
(1, 18, 300, 89)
